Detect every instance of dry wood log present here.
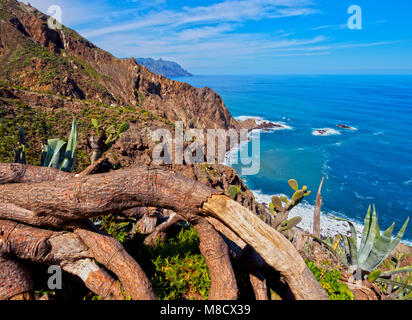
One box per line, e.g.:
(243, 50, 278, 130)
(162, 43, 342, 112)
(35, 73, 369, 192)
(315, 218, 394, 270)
(0, 167, 218, 227)
(0, 254, 33, 300)
(0, 220, 123, 300)
(0, 164, 327, 300)
(74, 227, 156, 300)
(0, 163, 73, 184)
(144, 212, 184, 246)
(249, 270, 268, 300)
(202, 195, 329, 300)
(193, 219, 238, 300)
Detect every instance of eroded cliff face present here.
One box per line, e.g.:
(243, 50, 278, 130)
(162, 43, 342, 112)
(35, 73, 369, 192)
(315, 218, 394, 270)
(0, 0, 269, 219)
(0, 0, 239, 130)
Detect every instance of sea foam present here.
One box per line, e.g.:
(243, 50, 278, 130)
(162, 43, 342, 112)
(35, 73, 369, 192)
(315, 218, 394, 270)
(251, 189, 412, 246)
(235, 116, 293, 131)
(312, 128, 341, 136)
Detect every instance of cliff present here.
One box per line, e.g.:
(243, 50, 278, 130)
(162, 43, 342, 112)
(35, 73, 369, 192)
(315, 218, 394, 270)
(135, 57, 192, 78)
(0, 0, 267, 217)
(0, 0, 238, 130)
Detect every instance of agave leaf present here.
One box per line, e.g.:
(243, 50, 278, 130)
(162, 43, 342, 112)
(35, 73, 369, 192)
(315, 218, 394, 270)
(376, 278, 412, 291)
(311, 235, 342, 262)
(288, 179, 299, 191)
(333, 217, 358, 255)
(42, 138, 67, 169)
(360, 222, 396, 272)
(332, 235, 341, 251)
(18, 127, 26, 145)
(60, 119, 78, 172)
(358, 205, 378, 265)
(346, 235, 358, 267)
(381, 265, 412, 278)
(387, 217, 409, 257)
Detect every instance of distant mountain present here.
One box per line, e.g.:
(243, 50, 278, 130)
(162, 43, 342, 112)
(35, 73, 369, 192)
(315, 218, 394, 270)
(135, 58, 192, 78)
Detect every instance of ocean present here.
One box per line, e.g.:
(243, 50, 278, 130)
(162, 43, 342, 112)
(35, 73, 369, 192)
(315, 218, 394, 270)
(173, 75, 412, 243)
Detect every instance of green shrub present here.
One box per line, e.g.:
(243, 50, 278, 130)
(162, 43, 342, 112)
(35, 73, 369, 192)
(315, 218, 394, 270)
(305, 259, 354, 300)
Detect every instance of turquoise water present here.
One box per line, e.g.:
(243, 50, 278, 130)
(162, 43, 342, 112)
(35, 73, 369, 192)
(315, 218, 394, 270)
(173, 75, 412, 241)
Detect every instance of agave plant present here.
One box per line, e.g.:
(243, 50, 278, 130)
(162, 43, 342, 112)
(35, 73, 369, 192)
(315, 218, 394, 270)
(335, 205, 409, 280)
(367, 253, 412, 299)
(14, 127, 27, 164)
(40, 119, 78, 172)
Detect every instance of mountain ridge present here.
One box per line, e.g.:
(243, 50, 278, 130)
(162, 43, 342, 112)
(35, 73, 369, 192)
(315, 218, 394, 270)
(135, 57, 192, 78)
(0, 0, 239, 130)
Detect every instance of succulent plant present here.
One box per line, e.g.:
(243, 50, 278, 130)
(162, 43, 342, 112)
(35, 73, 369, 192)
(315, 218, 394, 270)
(334, 205, 409, 280)
(91, 118, 130, 148)
(267, 179, 313, 240)
(227, 184, 241, 200)
(40, 119, 78, 172)
(89, 119, 130, 163)
(277, 216, 302, 232)
(14, 127, 27, 164)
(269, 179, 312, 217)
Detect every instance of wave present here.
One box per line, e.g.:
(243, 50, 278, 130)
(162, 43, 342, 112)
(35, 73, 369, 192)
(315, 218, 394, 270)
(312, 128, 341, 136)
(224, 115, 293, 166)
(235, 116, 294, 131)
(251, 189, 412, 246)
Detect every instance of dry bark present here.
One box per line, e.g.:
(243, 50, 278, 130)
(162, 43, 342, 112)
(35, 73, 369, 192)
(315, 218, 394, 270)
(202, 195, 329, 300)
(74, 227, 156, 300)
(0, 163, 72, 184)
(193, 219, 238, 300)
(0, 164, 328, 300)
(144, 212, 184, 246)
(0, 167, 218, 227)
(0, 254, 33, 300)
(313, 177, 324, 238)
(0, 220, 123, 300)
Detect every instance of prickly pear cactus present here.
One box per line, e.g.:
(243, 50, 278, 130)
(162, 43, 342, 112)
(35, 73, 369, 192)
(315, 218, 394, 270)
(269, 178, 312, 239)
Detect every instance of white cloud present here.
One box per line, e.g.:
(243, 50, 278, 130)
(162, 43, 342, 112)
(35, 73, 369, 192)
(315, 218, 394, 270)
(81, 0, 317, 38)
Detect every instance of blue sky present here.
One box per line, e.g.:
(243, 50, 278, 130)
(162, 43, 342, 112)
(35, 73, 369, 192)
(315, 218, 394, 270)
(23, 0, 412, 74)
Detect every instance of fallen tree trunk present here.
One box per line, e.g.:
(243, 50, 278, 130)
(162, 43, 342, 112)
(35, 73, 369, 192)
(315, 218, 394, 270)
(193, 219, 238, 300)
(0, 220, 124, 300)
(0, 254, 33, 300)
(202, 195, 328, 300)
(0, 165, 328, 300)
(74, 227, 157, 300)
